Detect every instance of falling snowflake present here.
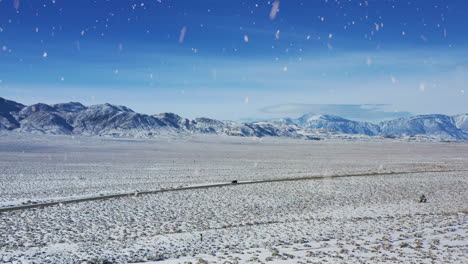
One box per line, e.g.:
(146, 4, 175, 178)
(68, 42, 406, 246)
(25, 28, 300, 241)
(275, 30, 280, 40)
(13, 0, 20, 10)
(243, 35, 249, 42)
(211, 69, 217, 80)
(375, 23, 380, 31)
(269, 1, 280, 20)
(42, 52, 48, 58)
(419, 83, 426, 92)
(244, 96, 249, 104)
(179, 26, 187, 43)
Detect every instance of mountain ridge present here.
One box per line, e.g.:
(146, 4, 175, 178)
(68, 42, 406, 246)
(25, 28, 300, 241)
(0, 97, 467, 141)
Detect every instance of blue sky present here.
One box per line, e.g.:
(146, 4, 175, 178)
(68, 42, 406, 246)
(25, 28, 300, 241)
(0, 0, 467, 122)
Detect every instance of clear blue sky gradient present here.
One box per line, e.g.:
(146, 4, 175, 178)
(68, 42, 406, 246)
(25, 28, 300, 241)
(0, 0, 467, 122)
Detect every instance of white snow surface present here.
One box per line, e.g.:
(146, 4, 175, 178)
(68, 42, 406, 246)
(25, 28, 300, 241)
(0, 133, 467, 263)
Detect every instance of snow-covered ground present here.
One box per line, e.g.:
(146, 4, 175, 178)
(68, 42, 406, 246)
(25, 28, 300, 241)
(0, 133, 467, 263)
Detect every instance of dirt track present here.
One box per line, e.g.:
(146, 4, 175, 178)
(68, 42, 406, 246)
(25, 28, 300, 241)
(1, 168, 465, 213)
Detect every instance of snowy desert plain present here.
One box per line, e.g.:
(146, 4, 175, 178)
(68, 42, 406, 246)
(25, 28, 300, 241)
(0, 132, 467, 263)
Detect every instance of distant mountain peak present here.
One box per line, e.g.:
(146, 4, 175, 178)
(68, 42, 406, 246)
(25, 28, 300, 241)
(0, 97, 25, 113)
(379, 114, 467, 140)
(90, 103, 134, 113)
(155, 112, 183, 121)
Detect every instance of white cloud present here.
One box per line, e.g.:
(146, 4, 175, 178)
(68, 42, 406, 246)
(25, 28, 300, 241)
(260, 104, 412, 123)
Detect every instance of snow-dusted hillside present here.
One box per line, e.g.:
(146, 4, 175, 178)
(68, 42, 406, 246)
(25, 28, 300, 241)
(453, 114, 468, 133)
(380, 114, 468, 141)
(0, 97, 25, 130)
(0, 97, 467, 141)
(293, 114, 380, 136)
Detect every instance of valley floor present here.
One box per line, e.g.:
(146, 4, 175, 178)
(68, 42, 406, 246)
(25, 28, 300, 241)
(0, 133, 467, 263)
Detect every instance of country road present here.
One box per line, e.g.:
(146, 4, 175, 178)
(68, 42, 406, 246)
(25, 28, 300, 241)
(1, 168, 465, 213)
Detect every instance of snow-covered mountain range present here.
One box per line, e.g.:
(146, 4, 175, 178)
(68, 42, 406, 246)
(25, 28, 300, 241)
(1, 97, 467, 141)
